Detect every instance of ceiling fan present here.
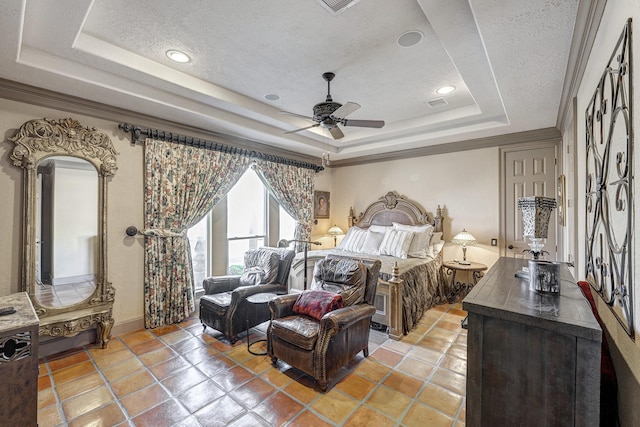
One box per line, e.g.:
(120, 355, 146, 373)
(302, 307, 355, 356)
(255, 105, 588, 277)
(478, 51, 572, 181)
(280, 72, 385, 140)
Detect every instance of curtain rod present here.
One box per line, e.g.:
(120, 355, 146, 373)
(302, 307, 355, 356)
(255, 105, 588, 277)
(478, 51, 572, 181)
(118, 122, 324, 173)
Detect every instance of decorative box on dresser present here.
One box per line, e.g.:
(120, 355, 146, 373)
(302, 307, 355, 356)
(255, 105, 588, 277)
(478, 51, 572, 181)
(463, 257, 602, 427)
(0, 292, 39, 426)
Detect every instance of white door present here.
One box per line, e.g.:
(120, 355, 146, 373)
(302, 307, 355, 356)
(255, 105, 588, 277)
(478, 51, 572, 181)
(503, 145, 558, 260)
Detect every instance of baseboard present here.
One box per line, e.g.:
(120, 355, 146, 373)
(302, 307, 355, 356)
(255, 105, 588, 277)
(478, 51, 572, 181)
(112, 317, 145, 336)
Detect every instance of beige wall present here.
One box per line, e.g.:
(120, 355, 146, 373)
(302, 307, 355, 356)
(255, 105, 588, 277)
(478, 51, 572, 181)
(322, 148, 502, 269)
(0, 98, 145, 330)
(570, 1, 640, 425)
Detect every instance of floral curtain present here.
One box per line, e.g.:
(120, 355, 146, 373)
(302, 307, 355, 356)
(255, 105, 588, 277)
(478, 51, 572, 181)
(143, 139, 250, 328)
(253, 160, 316, 249)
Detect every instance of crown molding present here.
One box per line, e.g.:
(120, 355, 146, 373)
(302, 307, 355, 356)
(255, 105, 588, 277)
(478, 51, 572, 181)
(556, 0, 607, 131)
(0, 78, 321, 166)
(329, 127, 561, 168)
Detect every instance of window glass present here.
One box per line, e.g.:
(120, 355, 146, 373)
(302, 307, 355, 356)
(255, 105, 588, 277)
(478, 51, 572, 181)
(279, 206, 296, 245)
(187, 213, 210, 290)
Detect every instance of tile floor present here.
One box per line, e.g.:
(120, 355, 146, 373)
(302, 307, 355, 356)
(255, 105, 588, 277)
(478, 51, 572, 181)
(35, 280, 96, 307)
(37, 303, 468, 427)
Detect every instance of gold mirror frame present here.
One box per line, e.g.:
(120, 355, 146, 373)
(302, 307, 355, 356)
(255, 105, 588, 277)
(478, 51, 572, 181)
(10, 118, 118, 348)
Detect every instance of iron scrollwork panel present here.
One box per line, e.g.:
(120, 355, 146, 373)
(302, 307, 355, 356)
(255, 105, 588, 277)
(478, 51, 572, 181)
(585, 18, 634, 336)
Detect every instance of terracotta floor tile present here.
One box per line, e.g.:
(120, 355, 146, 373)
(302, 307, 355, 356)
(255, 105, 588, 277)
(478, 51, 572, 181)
(283, 380, 321, 405)
(194, 355, 234, 377)
(242, 353, 273, 374)
(441, 353, 467, 375)
(230, 377, 276, 409)
(381, 339, 412, 355)
(344, 405, 396, 427)
(37, 387, 56, 409)
(151, 324, 181, 336)
(174, 415, 205, 427)
(431, 304, 450, 312)
(418, 383, 464, 418)
(160, 329, 192, 345)
(139, 346, 178, 367)
(132, 398, 191, 427)
(437, 319, 463, 331)
(311, 391, 359, 424)
(288, 410, 334, 427)
(403, 401, 453, 427)
(369, 347, 404, 367)
(37, 403, 63, 427)
(120, 383, 170, 417)
(56, 372, 105, 401)
(93, 348, 136, 369)
(175, 379, 225, 413)
(172, 336, 206, 354)
(335, 373, 376, 400)
(67, 402, 126, 427)
(365, 385, 413, 420)
(150, 356, 191, 380)
(448, 308, 467, 317)
(408, 346, 444, 365)
(447, 343, 468, 360)
(253, 391, 304, 426)
(427, 326, 460, 343)
(51, 360, 96, 385)
(183, 345, 220, 365)
(397, 356, 435, 380)
(62, 385, 114, 420)
(88, 338, 126, 355)
(130, 337, 167, 356)
(111, 369, 156, 398)
(38, 374, 52, 391)
(352, 359, 390, 382)
(227, 412, 272, 427)
(212, 365, 254, 392)
(431, 368, 467, 395)
(101, 357, 145, 382)
(193, 395, 245, 426)
(417, 335, 452, 352)
(120, 330, 157, 347)
(259, 365, 296, 388)
(382, 370, 424, 398)
(47, 350, 89, 371)
(162, 366, 208, 395)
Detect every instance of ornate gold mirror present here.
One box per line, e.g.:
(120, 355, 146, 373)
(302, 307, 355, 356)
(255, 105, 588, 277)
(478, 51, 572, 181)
(10, 118, 118, 347)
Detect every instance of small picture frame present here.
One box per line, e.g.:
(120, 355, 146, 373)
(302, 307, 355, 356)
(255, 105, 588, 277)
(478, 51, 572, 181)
(314, 191, 330, 219)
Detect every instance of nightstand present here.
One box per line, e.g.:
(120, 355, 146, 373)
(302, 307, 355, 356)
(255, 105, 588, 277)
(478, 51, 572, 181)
(443, 260, 488, 300)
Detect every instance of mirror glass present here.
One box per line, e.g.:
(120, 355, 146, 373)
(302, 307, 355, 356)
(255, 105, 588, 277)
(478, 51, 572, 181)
(34, 156, 98, 307)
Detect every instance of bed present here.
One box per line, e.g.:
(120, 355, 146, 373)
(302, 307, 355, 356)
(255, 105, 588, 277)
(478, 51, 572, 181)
(289, 191, 450, 340)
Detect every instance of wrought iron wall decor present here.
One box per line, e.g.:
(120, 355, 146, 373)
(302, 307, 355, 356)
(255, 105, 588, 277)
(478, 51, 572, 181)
(585, 18, 634, 336)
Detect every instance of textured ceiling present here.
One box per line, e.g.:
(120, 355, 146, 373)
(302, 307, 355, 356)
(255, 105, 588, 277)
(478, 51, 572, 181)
(0, 0, 578, 161)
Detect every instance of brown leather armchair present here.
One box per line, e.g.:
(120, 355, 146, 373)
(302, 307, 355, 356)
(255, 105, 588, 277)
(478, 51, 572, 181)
(200, 247, 295, 343)
(267, 255, 381, 391)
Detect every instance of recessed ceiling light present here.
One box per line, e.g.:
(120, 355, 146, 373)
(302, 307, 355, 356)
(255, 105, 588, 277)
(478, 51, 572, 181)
(264, 93, 280, 101)
(166, 50, 191, 63)
(396, 30, 423, 48)
(436, 85, 456, 95)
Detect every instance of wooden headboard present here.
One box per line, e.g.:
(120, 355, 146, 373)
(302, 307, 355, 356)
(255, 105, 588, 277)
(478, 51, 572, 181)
(347, 191, 443, 232)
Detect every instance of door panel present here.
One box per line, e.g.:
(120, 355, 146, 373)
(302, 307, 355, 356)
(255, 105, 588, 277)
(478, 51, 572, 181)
(504, 146, 557, 260)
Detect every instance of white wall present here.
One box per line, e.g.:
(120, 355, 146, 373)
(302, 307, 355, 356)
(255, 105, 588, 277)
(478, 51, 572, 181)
(324, 147, 502, 269)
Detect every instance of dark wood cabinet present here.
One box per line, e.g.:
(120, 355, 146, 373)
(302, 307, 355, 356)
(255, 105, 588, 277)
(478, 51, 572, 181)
(463, 257, 601, 427)
(0, 292, 39, 426)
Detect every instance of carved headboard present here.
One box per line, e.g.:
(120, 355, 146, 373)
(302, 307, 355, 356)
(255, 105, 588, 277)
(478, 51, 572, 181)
(348, 191, 443, 232)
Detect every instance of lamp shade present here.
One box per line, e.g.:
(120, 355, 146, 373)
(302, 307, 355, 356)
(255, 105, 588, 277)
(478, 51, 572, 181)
(327, 225, 344, 236)
(517, 196, 556, 238)
(452, 229, 477, 246)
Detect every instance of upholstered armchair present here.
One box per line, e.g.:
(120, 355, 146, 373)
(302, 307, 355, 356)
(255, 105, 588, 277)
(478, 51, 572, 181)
(200, 247, 295, 343)
(267, 255, 381, 391)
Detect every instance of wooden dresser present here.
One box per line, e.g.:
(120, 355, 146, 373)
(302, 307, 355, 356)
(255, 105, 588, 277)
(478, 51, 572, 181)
(463, 257, 601, 427)
(0, 292, 39, 426)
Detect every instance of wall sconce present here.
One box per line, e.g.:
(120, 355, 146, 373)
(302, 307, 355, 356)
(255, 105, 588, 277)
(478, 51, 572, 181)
(327, 224, 344, 247)
(452, 229, 477, 265)
(517, 196, 556, 260)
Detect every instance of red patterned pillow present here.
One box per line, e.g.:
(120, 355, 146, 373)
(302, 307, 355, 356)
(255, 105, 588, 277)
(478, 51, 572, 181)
(293, 290, 344, 321)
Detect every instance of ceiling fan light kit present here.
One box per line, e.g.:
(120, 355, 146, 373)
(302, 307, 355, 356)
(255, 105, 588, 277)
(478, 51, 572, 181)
(281, 72, 385, 140)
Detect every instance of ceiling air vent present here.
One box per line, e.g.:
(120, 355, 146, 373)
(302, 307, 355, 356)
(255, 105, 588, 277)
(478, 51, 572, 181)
(427, 98, 449, 108)
(317, 0, 361, 15)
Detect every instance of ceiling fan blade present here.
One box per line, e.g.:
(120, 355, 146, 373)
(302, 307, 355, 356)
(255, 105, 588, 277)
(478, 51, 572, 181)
(342, 119, 385, 128)
(280, 111, 315, 121)
(284, 123, 320, 134)
(329, 126, 344, 139)
(331, 102, 360, 119)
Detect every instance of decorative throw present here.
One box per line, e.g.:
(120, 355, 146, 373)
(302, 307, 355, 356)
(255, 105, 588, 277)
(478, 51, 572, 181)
(239, 266, 265, 286)
(244, 249, 279, 284)
(293, 289, 344, 321)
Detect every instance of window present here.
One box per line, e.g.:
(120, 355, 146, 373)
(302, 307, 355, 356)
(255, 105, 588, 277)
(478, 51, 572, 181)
(188, 213, 210, 291)
(279, 205, 296, 243)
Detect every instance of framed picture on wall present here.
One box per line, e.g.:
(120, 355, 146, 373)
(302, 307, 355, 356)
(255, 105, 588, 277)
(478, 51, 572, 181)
(314, 191, 330, 219)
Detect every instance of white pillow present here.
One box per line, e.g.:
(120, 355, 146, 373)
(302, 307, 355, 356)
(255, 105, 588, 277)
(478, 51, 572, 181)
(337, 227, 367, 252)
(368, 224, 391, 234)
(360, 230, 385, 255)
(392, 223, 434, 258)
(430, 231, 443, 245)
(379, 229, 415, 259)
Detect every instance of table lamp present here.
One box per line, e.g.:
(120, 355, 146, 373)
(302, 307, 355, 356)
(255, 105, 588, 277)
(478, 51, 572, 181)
(452, 229, 477, 265)
(327, 224, 344, 247)
(517, 196, 556, 260)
